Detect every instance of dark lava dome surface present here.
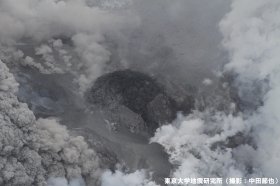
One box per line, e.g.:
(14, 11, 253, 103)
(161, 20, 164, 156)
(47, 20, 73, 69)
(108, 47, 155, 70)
(88, 70, 163, 114)
(88, 69, 194, 133)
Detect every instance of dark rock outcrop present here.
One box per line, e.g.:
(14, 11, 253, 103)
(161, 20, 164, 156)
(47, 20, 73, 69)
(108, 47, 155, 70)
(87, 70, 194, 134)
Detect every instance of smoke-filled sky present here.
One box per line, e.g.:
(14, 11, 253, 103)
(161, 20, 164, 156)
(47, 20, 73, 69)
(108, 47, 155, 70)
(0, 0, 280, 186)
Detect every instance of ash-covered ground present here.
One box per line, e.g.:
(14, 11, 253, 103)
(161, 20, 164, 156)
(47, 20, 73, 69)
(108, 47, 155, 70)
(0, 0, 280, 186)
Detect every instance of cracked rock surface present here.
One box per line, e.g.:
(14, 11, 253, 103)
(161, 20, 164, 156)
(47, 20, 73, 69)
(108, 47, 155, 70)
(88, 70, 194, 134)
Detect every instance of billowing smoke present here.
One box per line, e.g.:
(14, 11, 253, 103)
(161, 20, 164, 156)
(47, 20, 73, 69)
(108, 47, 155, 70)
(151, 112, 250, 179)
(220, 0, 280, 178)
(151, 0, 280, 183)
(0, 0, 138, 92)
(1, 0, 279, 186)
(0, 0, 166, 185)
(0, 60, 101, 186)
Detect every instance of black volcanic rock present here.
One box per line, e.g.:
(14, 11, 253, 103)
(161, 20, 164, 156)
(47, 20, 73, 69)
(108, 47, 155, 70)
(89, 70, 162, 114)
(88, 70, 193, 134)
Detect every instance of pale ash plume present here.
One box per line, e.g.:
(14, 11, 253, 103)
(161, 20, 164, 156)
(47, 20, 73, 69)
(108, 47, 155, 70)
(151, 112, 252, 182)
(152, 0, 280, 184)
(0, 0, 137, 92)
(0, 0, 127, 43)
(220, 0, 280, 178)
(0, 60, 100, 186)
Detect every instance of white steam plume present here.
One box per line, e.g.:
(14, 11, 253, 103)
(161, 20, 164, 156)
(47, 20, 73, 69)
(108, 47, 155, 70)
(0, 0, 138, 92)
(3, 0, 280, 185)
(220, 0, 280, 178)
(152, 0, 280, 183)
(0, 0, 127, 43)
(0, 56, 159, 186)
(151, 112, 251, 180)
